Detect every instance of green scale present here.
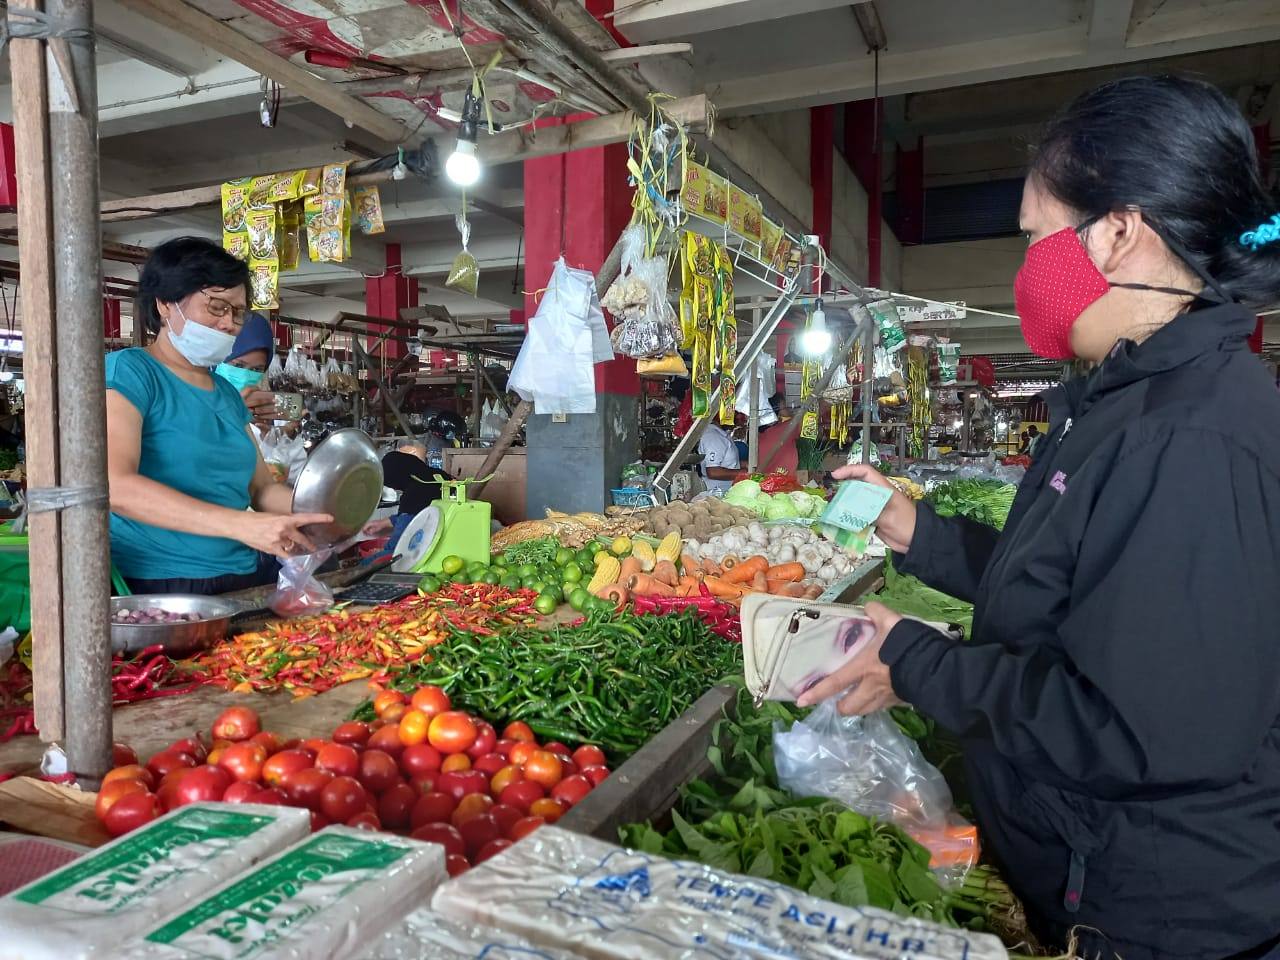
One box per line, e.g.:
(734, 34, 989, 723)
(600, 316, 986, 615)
(392, 478, 492, 575)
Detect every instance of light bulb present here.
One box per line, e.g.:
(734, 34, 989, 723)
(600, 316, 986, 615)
(801, 300, 830, 355)
(446, 139, 481, 187)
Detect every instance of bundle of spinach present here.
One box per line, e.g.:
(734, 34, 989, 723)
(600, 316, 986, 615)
(927, 479, 1017, 530)
(620, 688, 1020, 937)
(870, 556, 975, 637)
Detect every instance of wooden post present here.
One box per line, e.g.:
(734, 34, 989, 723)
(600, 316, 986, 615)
(10, 0, 63, 742)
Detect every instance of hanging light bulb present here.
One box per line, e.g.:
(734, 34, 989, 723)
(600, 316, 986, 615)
(802, 299, 832, 355)
(446, 90, 483, 187)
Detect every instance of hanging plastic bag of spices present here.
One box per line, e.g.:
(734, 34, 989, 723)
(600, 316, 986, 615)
(446, 211, 480, 297)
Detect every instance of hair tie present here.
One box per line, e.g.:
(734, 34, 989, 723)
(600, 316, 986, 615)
(1240, 214, 1280, 251)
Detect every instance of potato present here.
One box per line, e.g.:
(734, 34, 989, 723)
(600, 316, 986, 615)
(692, 517, 714, 539)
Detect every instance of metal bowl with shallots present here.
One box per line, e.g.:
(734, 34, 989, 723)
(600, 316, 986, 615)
(110, 594, 240, 657)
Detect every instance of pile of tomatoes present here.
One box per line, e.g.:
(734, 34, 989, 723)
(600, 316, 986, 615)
(93, 686, 610, 876)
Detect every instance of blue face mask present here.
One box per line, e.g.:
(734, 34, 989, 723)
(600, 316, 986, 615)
(215, 362, 264, 391)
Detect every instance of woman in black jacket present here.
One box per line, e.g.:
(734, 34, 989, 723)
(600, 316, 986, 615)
(800, 76, 1280, 960)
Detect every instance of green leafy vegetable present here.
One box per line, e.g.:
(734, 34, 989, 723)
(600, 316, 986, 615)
(927, 479, 1017, 530)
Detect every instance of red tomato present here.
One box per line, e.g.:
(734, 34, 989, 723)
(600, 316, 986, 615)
(543, 742, 572, 758)
(155, 768, 193, 812)
(508, 742, 538, 767)
(466, 722, 497, 760)
(556, 757, 579, 779)
(218, 743, 266, 783)
(551, 774, 592, 808)
(169, 736, 208, 762)
(436, 770, 488, 801)
(103, 764, 155, 791)
(472, 753, 507, 777)
(366, 724, 405, 757)
(332, 722, 371, 747)
(146, 750, 196, 780)
(310, 811, 331, 833)
(458, 813, 501, 858)
(507, 815, 545, 841)
(211, 706, 260, 742)
(248, 787, 288, 806)
(377, 783, 418, 830)
(172, 766, 232, 809)
(411, 791, 456, 828)
(398, 710, 430, 747)
(499, 780, 544, 813)
(445, 853, 471, 877)
(96, 779, 148, 821)
(301, 737, 329, 756)
(582, 765, 610, 787)
(103, 791, 160, 836)
(410, 685, 451, 719)
(400, 743, 443, 779)
(489, 803, 522, 838)
(408, 774, 437, 796)
(357, 750, 400, 795)
(502, 722, 535, 743)
(450, 793, 494, 828)
(248, 731, 285, 756)
(315, 743, 360, 779)
(475, 838, 513, 864)
(489, 764, 523, 799)
(440, 753, 471, 774)
(528, 797, 565, 824)
(346, 810, 381, 831)
(281, 768, 334, 810)
(319, 776, 368, 824)
(522, 751, 563, 790)
(493, 739, 517, 759)
(573, 745, 607, 769)
(427, 712, 478, 755)
(112, 742, 138, 767)
(373, 689, 407, 718)
(410, 822, 465, 858)
(222, 781, 261, 804)
(380, 702, 407, 724)
(262, 749, 314, 788)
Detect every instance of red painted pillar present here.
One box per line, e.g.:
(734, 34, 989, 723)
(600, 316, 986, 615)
(102, 298, 121, 339)
(523, 114, 637, 397)
(843, 101, 883, 286)
(895, 137, 925, 246)
(365, 243, 415, 362)
(272, 319, 291, 350)
(810, 105, 835, 294)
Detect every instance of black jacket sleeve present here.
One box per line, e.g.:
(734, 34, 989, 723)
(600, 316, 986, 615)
(881, 429, 1280, 800)
(893, 502, 1001, 603)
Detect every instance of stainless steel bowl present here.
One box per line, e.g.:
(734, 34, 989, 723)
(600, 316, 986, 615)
(110, 594, 240, 657)
(292, 428, 384, 549)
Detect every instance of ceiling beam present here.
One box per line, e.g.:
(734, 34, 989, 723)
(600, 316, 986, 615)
(1086, 0, 1135, 52)
(614, 0, 851, 41)
(112, 0, 410, 145)
(1127, 0, 1280, 47)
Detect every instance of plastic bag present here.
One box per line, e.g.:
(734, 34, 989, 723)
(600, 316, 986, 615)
(774, 700, 978, 877)
(508, 257, 613, 415)
(266, 350, 284, 390)
(267, 549, 333, 618)
(445, 213, 479, 297)
(735, 352, 778, 425)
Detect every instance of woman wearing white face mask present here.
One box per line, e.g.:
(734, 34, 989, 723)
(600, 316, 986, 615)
(105, 237, 332, 595)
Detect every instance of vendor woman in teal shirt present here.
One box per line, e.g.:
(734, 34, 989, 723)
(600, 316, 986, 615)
(105, 236, 331, 595)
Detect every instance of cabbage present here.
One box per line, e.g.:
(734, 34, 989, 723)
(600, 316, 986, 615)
(787, 491, 825, 518)
(764, 495, 800, 520)
(724, 479, 762, 505)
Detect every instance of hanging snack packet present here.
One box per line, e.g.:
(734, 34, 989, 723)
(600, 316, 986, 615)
(222, 232, 249, 262)
(279, 199, 302, 271)
(729, 185, 763, 242)
(220, 180, 250, 235)
(305, 195, 346, 263)
(936, 340, 961, 385)
(445, 212, 479, 297)
(299, 166, 323, 197)
(760, 217, 784, 263)
(246, 207, 277, 261)
(868, 299, 907, 353)
(249, 262, 279, 310)
(352, 185, 385, 235)
(321, 161, 348, 196)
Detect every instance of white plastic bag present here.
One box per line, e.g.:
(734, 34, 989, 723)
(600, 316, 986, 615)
(266, 350, 284, 390)
(735, 352, 778, 425)
(774, 700, 978, 876)
(478, 399, 506, 441)
(508, 257, 613, 415)
(267, 549, 333, 617)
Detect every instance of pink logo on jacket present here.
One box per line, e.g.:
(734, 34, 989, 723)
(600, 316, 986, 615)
(1049, 471, 1068, 494)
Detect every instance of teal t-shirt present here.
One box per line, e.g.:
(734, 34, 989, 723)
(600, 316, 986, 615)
(106, 348, 259, 580)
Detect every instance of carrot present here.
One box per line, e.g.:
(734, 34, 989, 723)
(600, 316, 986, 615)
(719, 555, 740, 571)
(802, 583, 823, 600)
(766, 578, 794, 596)
(750, 571, 769, 593)
(676, 581, 700, 597)
(617, 556, 642, 584)
(723, 555, 769, 585)
(652, 560, 680, 588)
(765, 562, 806, 582)
(627, 573, 675, 597)
(702, 576, 748, 600)
(701, 559, 722, 577)
(680, 553, 703, 576)
(592, 583, 630, 612)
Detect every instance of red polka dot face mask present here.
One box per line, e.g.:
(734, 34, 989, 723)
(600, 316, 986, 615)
(1013, 226, 1110, 360)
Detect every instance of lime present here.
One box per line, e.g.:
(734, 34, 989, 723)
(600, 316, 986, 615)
(418, 575, 441, 593)
(447, 572, 468, 585)
(440, 555, 466, 576)
(529, 580, 547, 594)
(466, 564, 487, 580)
(516, 563, 538, 579)
(575, 549, 596, 567)
(554, 547, 574, 566)
(540, 584, 563, 603)
(482, 571, 500, 585)
(500, 575, 521, 590)
(534, 594, 558, 616)
(521, 575, 541, 589)
(562, 562, 583, 584)
(568, 588, 591, 611)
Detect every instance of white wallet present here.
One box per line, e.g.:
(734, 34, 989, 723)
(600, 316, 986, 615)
(741, 593, 956, 706)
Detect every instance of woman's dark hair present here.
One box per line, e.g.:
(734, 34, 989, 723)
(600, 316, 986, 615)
(135, 236, 250, 335)
(1031, 75, 1279, 307)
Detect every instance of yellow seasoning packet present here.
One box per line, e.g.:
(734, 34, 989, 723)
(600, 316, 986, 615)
(352, 185, 385, 235)
(729, 186, 762, 242)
